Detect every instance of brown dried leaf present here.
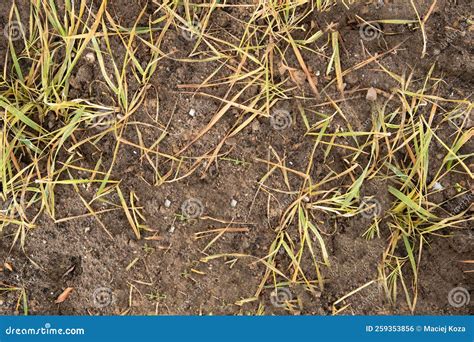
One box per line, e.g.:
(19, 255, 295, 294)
(308, 70, 319, 88)
(278, 61, 287, 76)
(144, 235, 163, 241)
(289, 69, 307, 86)
(4, 262, 13, 272)
(55, 287, 74, 304)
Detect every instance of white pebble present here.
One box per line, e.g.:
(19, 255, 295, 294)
(230, 199, 238, 208)
(164, 199, 171, 208)
(432, 182, 444, 191)
(169, 226, 176, 233)
(189, 108, 196, 117)
(366, 87, 377, 102)
(85, 52, 96, 64)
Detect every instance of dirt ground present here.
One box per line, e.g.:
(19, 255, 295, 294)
(0, 0, 473, 315)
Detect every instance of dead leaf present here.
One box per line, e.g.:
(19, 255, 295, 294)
(4, 262, 13, 272)
(289, 69, 307, 86)
(289, 41, 319, 96)
(55, 287, 74, 304)
(144, 235, 163, 241)
(278, 61, 287, 76)
(278, 61, 295, 76)
(308, 69, 319, 88)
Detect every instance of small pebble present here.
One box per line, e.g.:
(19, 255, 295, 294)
(432, 182, 444, 191)
(46, 114, 56, 129)
(366, 87, 377, 102)
(230, 199, 238, 208)
(189, 108, 196, 117)
(251, 120, 261, 132)
(169, 226, 176, 233)
(164, 199, 171, 208)
(84, 227, 91, 233)
(85, 52, 96, 64)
